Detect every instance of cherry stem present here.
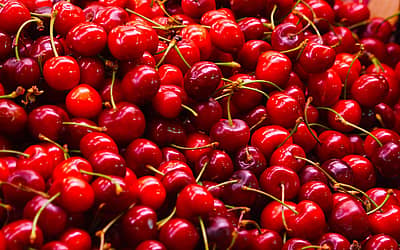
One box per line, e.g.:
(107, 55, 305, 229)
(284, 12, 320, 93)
(199, 216, 209, 250)
(304, 97, 321, 144)
(214, 61, 241, 68)
(309, 123, 330, 130)
(110, 69, 118, 110)
(207, 180, 239, 191)
(0, 203, 12, 211)
(181, 104, 198, 117)
(156, 207, 176, 229)
(30, 192, 60, 244)
(270, 4, 278, 30)
(125, 8, 167, 29)
(79, 170, 123, 195)
(241, 186, 299, 215)
(226, 206, 251, 213)
(301, 245, 330, 250)
(0, 181, 49, 198)
(367, 52, 385, 72)
(145, 164, 165, 176)
(158, 35, 171, 42)
(240, 220, 263, 235)
(281, 183, 292, 232)
(281, 39, 309, 61)
(0, 86, 25, 99)
(343, 50, 363, 99)
(294, 155, 338, 184)
(155, 0, 180, 24)
(96, 206, 128, 250)
(367, 189, 393, 215)
(348, 20, 371, 30)
(333, 183, 380, 210)
(316, 106, 383, 147)
(277, 117, 303, 148)
(0, 149, 29, 158)
(170, 142, 219, 151)
(227, 95, 233, 127)
(213, 92, 231, 101)
(281, 0, 301, 20)
(62, 122, 107, 132)
(195, 161, 209, 183)
(250, 114, 268, 132)
(38, 133, 69, 160)
(14, 18, 42, 60)
(156, 39, 176, 68)
(240, 86, 270, 99)
(294, 11, 322, 41)
(300, 0, 317, 20)
(173, 44, 192, 69)
(49, 10, 59, 57)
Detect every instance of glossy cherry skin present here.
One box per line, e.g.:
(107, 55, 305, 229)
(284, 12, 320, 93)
(59, 228, 92, 250)
(200, 8, 235, 26)
(364, 234, 399, 250)
(329, 198, 370, 240)
(222, 170, 260, 207)
(209, 19, 244, 53)
(3, 169, 46, 208)
(195, 149, 234, 182)
(146, 117, 187, 146)
(266, 92, 302, 129)
(136, 240, 167, 250)
(238, 40, 271, 71)
(238, 17, 264, 41)
(159, 218, 199, 250)
(53, 1, 85, 35)
(321, 158, 354, 185)
(299, 42, 335, 74)
(1, 219, 43, 250)
(66, 22, 107, 56)
(191, 98, 222, 132)
(93, 6, 129, 32)
(122, 205, 158, 247)
(52, 156, 94, 185)
(270, 144, 306, 172)
(181, 0, 215, 18)
(260, 165, 300, 200)
(184, 61, 222, 101)
(315, 130, 352, 162)
(299, 165, 328, 185)
(121, 65, 160, 106)
(160, 170, 195, 195)
(298, 181, 333, 214)
(176, 184, 214, 220)
(48, 176, 94, 213)
(66, 84, 102, 119)
(256, 51, 292, 88)
(79, 132, 118, 158)
(249, 228, 283, 250)
(107, 24, 146, 61)
(271, 22, 304, 58)
(234, 145, 267, 176)
(0, 99, 27, 135)
(351, 74, 389, 108)
(125, 138, 162, 177)
(23, 195, 67, 238)
(366, 188, 399, 209)
(43, 56, 80, 91)
(137, 176, 165, 210)
(369, 204, 400, 241)
(0, 1, 31, 34)
(372, 142, 400, 178)
(158, 64, 184, 87)
(307, 69, 342, 106)
(77, 57, 105, 88)
(88, 150, 126, 177)
(331, 53, 362, 92)
(317, 233, 351, 250)
(327, 99, 362, 133)
(17, 145, 54, 180)
(206, 215, 235, 250)
(364, 128, 400, 158)
(260, 200, 297, 233)
(342, 155, 376, 191)
(286, 200, 327, 241)
(282, 238, 311, 250)
(29, 36, 64, 65)
(210, 119, 250, 153)
(251, 125, 292, 160)
(98, 102, 146, 145)
(1, 57, 41, 88)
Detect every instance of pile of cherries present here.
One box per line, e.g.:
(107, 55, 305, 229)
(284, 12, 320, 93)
(0, 0, 400, 249)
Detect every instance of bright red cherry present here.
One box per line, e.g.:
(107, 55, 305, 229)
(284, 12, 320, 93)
(159, 218, 199, 250)
(256, 50, 292, 88)
(43, 56, 80, 91)
(209, 19, 244, 53)
(66, 84, 102, 119)
(108, 24, 146, 61)
(66, 22, 107, 56)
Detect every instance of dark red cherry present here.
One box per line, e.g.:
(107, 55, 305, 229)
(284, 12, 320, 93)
(237, 40, 271, 71)
(159, 218, 199, 250)
(372, 142, 400, 179)
(282, 238, 311, 250)
(125, 138, 162, 177)
(108, 24, 146, 61)
(315, 130, 352, 162)
(299, 165, 328, 185)
(270, 22, 304, 58)
(270, 144, 306, 172)
(176, 184, 214, 219)
(2, 219, 43, 250)
(191, 98, 222, 132)
(210, 119, 250, 153)
(93, 6, 129, 32)
(0, 99, 27, 135)
(238, 17, 265, 41)
(350, 73, 389, 108)
(222, 170, 259, 207)
(298, 181, 333, 214)
(260, 165, 300, 200)
(206, 215, 235, 250)
(364, 234, 398, 250)
(234, 145, 267, 176)
(146, 117, 187, 146)
(1, 57, 41, 88)
(181, 0, 216, 19)
(194, 149, 234, 182)
(136, 240, 167, 250)
(307, 69, 342, 106)
(299, 42, 336, 74)
(364, 128, 400, 157)
(256, 50, 292, 88)
(29, 36, 64, 65)
(317, 233, 351, 250)
(0, 31, 12, 60)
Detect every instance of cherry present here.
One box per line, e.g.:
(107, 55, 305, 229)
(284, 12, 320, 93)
(270, 22, 304, 58)
(266, 92, 302, 129)
(146, 117, 187, 146)
(43, 56, 81, 91)
(122, 205, 158, 247)
(29, 36, 64, 65)
(206, 215, 235, 250)
(0, 99, 28, 135)
(48, 176, 94, 213)
(210, 119, 250, 153)
(98, 102, 146, 145)
(0, 31, 12, 60)
(238, 17, 264, 41)
(176, 184, 214, 219)
(330, 198, 370, 240)
(40, 241, 70, 250)
(23, 195, 67, 238)
(299, 165, 328, 185)
(250, 228, 283, 250)
(65, 84, 102, 119)
(282, 238, 311, 250)
(364, 128, 400, 158)
(1, 57, 41, 89)
(66, 22, 107, 56)
(362, 17, 392, 43)
(108, 24, 146, 61)
(234, 145, 267, 176)
(17, 144, 54, 180)
(260, 165, 300, 200)
(327, 99, 362, 133)
(161, 170, 195, 195)
(125, 138, 162, 177)
(53, 1, 85, 35)
(307, 0, 335, 32)
(317, 233, 351, 250)
(158, 64, 184, 87)
(209, 19, 244, 53)
(260, 200, 297, 233)
(136, 240, 167, 250)
(137, 176, 166, 210)
(181, 0, 215, 19)
(93, 6, 129, 32)
(256, 50, 292, 88)
(80, 132, 118, 158)
(62, 118, 103, 149)
(200, 8, 235, 26)
(366, 188, 399, 209)
(191, 98, 222, 132)
(299, 42, 336, 74)
(372, 142, 400, 179)
(161, 147, 186, 163)
(237, 40, 271, 71)
(364, 234, 399, 249)
(2, 219, 43, 250)
(158, 218, 199, 250)
(351, 73, 389, 108)
(251, 125, 292, 160)
(59, 228, 92, 250)
(307, 69, 342, 107)
(152, 88, 182, 119)
(0, 1, 31, 34)
(77, 57, 105, 88)
(222, 170, 259, 207)
(315, 130, 352, 162)
(88, 150, 126, 177)
(385, 42, 400, 68)
(369, 204, 400, 241)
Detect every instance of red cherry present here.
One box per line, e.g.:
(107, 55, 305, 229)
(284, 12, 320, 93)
(88, 150, 126, 177)
(77, 57, 105, 88)
(209, 19, 245, 53)
(210, 119, 250, 153)
(43, 56, 80, 91)
(315, 130, 352, 162)
(108, 24, 146, 61)
(256, 50, 292, 88)
(2, 219, 43, 249)
(260, 165, 300, 200)
(53, 1, 85, 35)
(0, 99, 28, 135)
(80, 132, 118, 159)
(364, 128, 400, 158)
(59, 228, 92, 250)
(298, 181, 333, 214)
(181, 0, 216, 19)
(159, 218, 199, 250)
(270, 144, 306, 172)
(369, 204, 400, 241)
(364, 234, 399, 249)
(158, 64, 184, 87)
(266, 92, 302, 129)
(317, 233, 351, 250)
(327, 99, 362, 133)
(251, 125, 292, 160)
(299, 42, 336, 74)
(351, 73, 389, 108)
(52, 157, 93, 183)
(238, 40, 271, 71)
(125, 138, 162, 177)
(137, 176, 166, 210)
(93, 6, 129, 32)
(66, 22, 107, 56)
(342, 155, 376, 191)
(307, 69, 342, 107)
(222, 170, 260, 207)
(66, 84, 102, 119)
(0, 1, 31, 34)
(234, 145, 267, 176)
(194, 149, 234, 182)
(136, 240, 167, 250)
(176, 184, 214, 219)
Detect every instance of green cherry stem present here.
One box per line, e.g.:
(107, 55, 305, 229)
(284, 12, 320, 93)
(173, 44, 192, 69)
(0, 86, 25, 99)
(199, 216, 209, 250)
(333, 183, 380, 210)
(62, 122, 107, 132)
(214, 61, 241, 68)
(343, 50, 363, 99)
(207, 180, 239, 191)
(181, 104, 198, 117)
(145, 164, 165, 176)
(227, 94, 233, 127)
(49, 10, 59, 57)
(304, 97, 321, 144)
(0, 150, 29, 158)
(110, 68, 118, 111)
(270, 4, 278, 30)
(96, 206, 128, 250)
(366, 189, 393, 215)
(125, 8, 167, 30)
(14, 18, 42, 60)
(241, 186, 299, 215)
(30, 192, 61, 244)
(281, 183, 292, 232)
(38, 133, 69, 160)
(277, 117, 303, 148)
(79, 170, 123, 195)
(316, 106, 383, 147)
(195, 161, 209, 183)
(156, 39, 176, 68)
(156, 207, 176, 229)
(293, 156, 337, 184)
